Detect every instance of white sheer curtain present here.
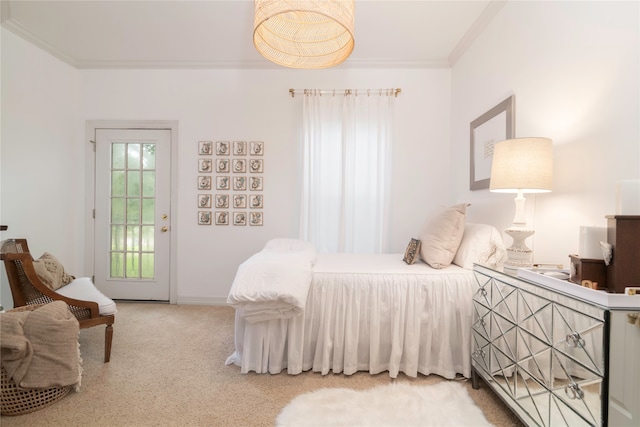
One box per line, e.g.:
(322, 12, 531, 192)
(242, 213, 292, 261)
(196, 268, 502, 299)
(300, 89, 395, 253)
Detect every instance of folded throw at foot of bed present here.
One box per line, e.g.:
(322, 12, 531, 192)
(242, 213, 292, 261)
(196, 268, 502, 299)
(227, 239, 316, 323)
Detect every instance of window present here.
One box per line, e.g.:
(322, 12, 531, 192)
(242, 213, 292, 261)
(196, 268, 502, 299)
(300, 90, 395, 253)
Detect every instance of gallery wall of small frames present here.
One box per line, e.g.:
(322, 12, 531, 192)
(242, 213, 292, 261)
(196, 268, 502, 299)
(197, 140, 264, 226)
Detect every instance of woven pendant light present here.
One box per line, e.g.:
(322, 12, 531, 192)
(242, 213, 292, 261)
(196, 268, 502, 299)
(253, 0, 355, 69)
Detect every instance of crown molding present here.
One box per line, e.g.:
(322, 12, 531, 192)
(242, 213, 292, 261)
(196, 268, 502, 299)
(76, 58, 450, 70)
(2, 15, 451, 70)
(448, 0, 507, 67)
(2, 1, 476, 72)
(1, 17, 80, 68)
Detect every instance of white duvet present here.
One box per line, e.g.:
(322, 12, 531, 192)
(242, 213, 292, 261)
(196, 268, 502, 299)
(226, 239, 317, 323)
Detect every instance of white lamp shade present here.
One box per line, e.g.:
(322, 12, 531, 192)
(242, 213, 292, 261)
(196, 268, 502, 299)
(490, 137, 553, 193)
(254, 0, 355, 69)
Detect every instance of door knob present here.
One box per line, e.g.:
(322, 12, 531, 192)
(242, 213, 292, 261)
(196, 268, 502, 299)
(161, 226, 168, 232)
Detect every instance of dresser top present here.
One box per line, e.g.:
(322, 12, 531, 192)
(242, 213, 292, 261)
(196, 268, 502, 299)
(474, 264, 640, 310)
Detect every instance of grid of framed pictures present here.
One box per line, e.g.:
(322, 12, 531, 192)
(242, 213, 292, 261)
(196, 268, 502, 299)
(197, 140, 264, 226)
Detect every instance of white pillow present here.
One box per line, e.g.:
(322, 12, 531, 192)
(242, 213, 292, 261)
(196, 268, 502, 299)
(419, 203, 469, 269)
(453, 223, 507, 270)
(263, 238, 317, 267)
(263, 238, 313, 253)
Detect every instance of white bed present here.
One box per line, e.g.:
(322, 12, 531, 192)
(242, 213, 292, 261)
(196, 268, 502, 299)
(226, 254, 477, 378)
(225, 221, 507, 379)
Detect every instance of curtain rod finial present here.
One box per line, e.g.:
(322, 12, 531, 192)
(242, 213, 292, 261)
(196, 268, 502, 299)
(289, 89, 295, 98)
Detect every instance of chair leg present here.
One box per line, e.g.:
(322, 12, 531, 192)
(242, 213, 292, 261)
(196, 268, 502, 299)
(104, 324, 113, 363)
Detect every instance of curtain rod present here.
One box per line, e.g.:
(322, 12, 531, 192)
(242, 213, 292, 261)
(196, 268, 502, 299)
(289, 88, 402, 98)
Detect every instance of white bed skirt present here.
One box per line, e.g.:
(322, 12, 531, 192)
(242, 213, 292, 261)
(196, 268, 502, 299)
(226, 254, 478, 379)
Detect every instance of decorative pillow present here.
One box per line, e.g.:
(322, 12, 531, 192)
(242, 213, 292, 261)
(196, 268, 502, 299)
(32, 252, 75, 291)
(32, 260, 55, 289)
(419, 203, 469, 269)
(403, 238, 422, 265)
(453, 223, 508, 270)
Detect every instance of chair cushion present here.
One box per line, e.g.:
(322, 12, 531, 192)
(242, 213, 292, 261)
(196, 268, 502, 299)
(55, 278, 117, 316)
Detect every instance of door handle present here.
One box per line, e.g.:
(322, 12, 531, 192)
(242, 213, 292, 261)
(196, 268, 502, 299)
(161, 226, 168, 232)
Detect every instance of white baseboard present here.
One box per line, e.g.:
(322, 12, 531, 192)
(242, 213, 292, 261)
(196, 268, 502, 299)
(176, 296, 229, 306)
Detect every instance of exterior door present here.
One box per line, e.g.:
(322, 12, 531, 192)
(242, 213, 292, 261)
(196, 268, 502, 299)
(94, 129, 171, 300)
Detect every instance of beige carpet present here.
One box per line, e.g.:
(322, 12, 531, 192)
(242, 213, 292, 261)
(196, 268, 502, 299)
(1, 303, 523, 426)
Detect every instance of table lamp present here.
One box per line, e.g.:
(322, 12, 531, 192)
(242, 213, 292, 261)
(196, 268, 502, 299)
(490, 137, 553, 273)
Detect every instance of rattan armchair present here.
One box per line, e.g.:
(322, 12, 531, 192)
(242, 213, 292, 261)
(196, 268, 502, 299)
(1, 239, 114, 362)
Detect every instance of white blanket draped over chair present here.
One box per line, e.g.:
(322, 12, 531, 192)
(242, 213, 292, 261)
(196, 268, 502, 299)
(226, 251, 478, 379)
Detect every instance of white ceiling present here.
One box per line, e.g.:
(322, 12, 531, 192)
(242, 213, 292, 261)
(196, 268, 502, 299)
(0, 0, 505, 69)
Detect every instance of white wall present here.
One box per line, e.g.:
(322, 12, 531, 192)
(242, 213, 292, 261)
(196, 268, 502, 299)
(0, 29, 82, 307)
(80, 68, 451, 302)
(1, 28, 452, 306)
(451, 0, 639, 267)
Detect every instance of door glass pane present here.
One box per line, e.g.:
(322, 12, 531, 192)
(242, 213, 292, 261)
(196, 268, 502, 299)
(127, 171, 140, 197)
(111, 198, 125, 224)
(111, 225, 125, 250)
(142, 144, 156, 169)
(126, 225, 140, 251)
(125, 252, 139, 278)
(109, 141, 156, 281)
(141, 199, 155, 224)
(111, 171, 125, 197)
(112, 143, 125, 169)
(110, 252, 124, 278)
(142, 171, 155, 197)
(127, 144, 140, 169)
(141, 225, 155, 251)
(141, 253, 154, 279)
(126, 199, 140, 224)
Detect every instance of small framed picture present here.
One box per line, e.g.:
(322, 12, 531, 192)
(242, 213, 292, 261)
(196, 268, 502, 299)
(215, 211, 229, 225)
(198, 194, 212, 208)
(199, 141, 213, 155)
(198, 176, 212, 190)
(198, 211, 212, 225)
(233, 212, 247, 226)
(216, 158, 230, 173)
(233, 176, 247, 191)
(233, 141, 248, 156)
(233, 194, 247, 208)
(249, 194, 263, 209)
(216, 141, 230, 156)
(250, 141, 264, 156)
(250, 212, 263, 226)
(249, 159, 263, 173)
(249, 176, 263, 191)
(215, 194, 229, 208)
(198, 158, 212, 173)
(216, 176, 230, 190)
(232, 159, 246, 173)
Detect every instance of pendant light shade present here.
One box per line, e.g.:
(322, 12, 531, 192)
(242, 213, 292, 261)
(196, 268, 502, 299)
(253, 0, 355, 69)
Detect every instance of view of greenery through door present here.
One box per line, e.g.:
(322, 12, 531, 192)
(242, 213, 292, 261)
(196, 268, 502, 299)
(110, 142, 156, 279)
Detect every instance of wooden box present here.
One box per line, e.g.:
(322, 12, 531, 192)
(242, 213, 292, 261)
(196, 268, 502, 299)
(569, 254, 607, 290)
(606, 215, 640, 293)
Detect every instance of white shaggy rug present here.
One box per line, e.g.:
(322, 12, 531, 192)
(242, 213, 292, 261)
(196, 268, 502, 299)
(276, 381, 494, 427)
